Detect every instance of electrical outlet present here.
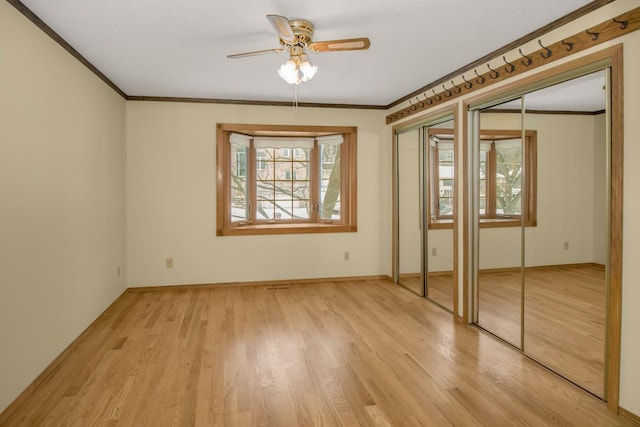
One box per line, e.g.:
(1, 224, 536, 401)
(563, 241, 569, 250)
(117, 266, 121, 277)
(431, 248, 437, 256)
(344, 251, 350, 261)
(166, 257, 174, 268)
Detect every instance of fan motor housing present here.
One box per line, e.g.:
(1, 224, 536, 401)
(285, 19, 314, 47)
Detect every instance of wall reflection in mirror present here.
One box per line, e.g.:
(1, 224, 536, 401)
(476, 101, 525, 348)
(395, 118, 455, 312)
(397, 128, 424, 296)
(473, 70, 608, 398)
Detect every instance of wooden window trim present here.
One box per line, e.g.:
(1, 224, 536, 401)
(216, 123, 357, 236)
(428, 128, 537, 230)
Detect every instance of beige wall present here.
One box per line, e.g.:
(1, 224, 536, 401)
(0, 2, 127, 414)
(126, 102, 389, 286)
(396, 128, 455, 274)
(619, 26, 640, 416)
(397, 129, 422, 274)
(476, 112, 603, 269)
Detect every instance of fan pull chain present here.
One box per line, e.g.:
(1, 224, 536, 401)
(292, 83, 299, 112)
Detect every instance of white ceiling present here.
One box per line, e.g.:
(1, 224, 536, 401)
(18, 0, 597, 106)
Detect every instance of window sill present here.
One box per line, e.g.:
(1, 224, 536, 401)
(218, 223, 357, 236)
(428, 219, 453, 230)
(428, 218, 536, 230)
(480, 218, 536, 228)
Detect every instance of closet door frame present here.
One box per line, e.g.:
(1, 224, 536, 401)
(462, 45, 623, 411)
(392, 106, 459, 315)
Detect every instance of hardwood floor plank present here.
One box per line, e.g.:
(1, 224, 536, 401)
(1, 279, 635, 426)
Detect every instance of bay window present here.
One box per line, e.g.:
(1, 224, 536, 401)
(217, 124, 357, 236)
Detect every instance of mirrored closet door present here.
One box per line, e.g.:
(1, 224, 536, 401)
(426, 120, 455, 311)
(471, 69, 609, 398)
(394, 116, 455, 311)
(474, 99, 525, 348)
(522, 70, 608, 398)
(396, 128, 425, 296)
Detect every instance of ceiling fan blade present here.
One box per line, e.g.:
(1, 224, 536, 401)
(227, 48, 284, 59)
(308, 37, 371, 52)
(267, 14, 295, 44)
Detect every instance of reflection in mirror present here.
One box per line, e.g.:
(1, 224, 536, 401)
(475, 99, 524, 348)
(397, 129, 424, 296)
(426, 119, 454, 311)
(522, 71, 607, 397)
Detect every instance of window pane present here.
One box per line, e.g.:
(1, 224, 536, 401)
(320, 144, 341, 220)
(275, 182, 293, 200)
(256, 148, 273, 180)
(256, 181, 274, 200)
(495, 142, 522, 215)
(276, 148, 291, 160)
(438, 177, 454, 217)
(294, 161, 310, 180)
(256, 200, 274, 220)
(293, 199, 310, 220)
(274, 201, 293, 219)
(254, 146, 312, 222)
(439, 162, 454, 179)
(293, 181, 310, 198)
(230, 145, 248, 222)
(439, 197, 453, 215)
(439, 149, 454, 179)
(275, 162, 292, 181)
(479, 148, 487, 216)
(479, 180, 486, 215)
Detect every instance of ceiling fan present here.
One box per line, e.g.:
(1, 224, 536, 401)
(227, 15, 371, 85)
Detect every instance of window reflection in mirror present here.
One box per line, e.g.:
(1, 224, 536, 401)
(426, 119, 454, 311)
(394, 116, 456, 312)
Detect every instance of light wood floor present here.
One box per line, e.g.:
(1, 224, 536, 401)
(2, 278, 631, 426)
(398, 273, 454, 311)
(477, 264, 606, 397)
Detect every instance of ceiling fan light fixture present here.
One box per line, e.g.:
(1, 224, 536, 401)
(277, 55, 318, 85)
(299, 55, 318, 82)
(278, 59, 300, 84)
(229, 15, 369, 87)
